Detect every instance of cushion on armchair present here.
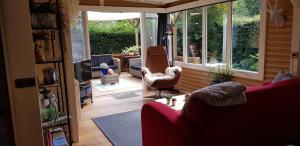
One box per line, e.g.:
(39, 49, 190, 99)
(108, 64, 118, 70)
(131, 65, 142, 71)
(91, 66, 101, 71)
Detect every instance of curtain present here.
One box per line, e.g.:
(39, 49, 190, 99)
(157, 13, 168, 47)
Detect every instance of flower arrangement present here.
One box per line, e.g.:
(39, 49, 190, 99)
(100, 63, 109, 75)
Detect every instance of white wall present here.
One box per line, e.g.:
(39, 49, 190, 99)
(0, 0, 44, 145)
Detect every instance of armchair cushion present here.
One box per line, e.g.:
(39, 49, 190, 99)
(142, 66, 182, 86)
(108, 64, 118, 70)
(130, 65, 142, 71)
(91, 66, 101, 71)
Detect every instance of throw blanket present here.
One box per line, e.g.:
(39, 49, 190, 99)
(184, 81, 247, 107)
(142, 66, 182, 86)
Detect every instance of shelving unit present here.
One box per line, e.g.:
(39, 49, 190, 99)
(29, 0, 72, 145)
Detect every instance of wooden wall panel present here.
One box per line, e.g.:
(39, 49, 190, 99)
(264, 0, 293, 81)
(176, 0, 294, 92)
(176, 68, 264, 93)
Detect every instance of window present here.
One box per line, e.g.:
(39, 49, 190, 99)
(172, 12, 183, 62)
(168, 0, 264, 79)
(145, 13, 158, 48)
(187, 7, 203, 64)
(71, 12, 87, 62)
(207, 3, 228, 66)
(232, 0, 260, 72)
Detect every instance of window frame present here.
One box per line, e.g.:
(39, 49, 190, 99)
(173, 0, 266, 81)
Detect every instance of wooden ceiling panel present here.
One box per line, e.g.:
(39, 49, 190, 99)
(79, 0, 199, 8)
(80, 0, 100, 6)
(80, 0, 166, 7)
(163, 0, 198, 7)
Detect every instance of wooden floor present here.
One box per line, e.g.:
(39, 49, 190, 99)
(73, 73, 180, 146)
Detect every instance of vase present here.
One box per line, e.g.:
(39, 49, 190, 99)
(128, 52, 134, 56)
(166, 99, 171, 105)
(101, 69, 109, 75)
(172, 100, 177, 106)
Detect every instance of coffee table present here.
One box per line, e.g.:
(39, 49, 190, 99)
(154, 94, 186, 110)
(101, 73, 119, 84)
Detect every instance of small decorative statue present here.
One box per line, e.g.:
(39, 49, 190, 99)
(43, 67, 59, 85)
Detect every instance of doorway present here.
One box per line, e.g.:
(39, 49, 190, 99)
(0, 29, 15, 146)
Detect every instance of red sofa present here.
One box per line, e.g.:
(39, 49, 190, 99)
(141, 78, 300, 146)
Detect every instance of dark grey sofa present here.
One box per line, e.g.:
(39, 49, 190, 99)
(91, 54, 120, 78)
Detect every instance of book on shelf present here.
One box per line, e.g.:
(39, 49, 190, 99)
(52, 128, 69, 146)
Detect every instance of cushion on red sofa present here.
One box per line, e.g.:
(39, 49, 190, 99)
(181, 78, 300, 146)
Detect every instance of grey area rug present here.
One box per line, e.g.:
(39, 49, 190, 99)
(110, 91, 140, 99)
(92, 110, 142, 146)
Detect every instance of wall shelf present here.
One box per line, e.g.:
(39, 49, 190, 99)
(38, 83, 61, 88)
(42, 114, 69, 129)
(29, 0, 72, 145)
(36, 58, 63, 64)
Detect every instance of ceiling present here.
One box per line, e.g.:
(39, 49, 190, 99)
(124, 0, 178, 5)
(79, 0, 199, 8)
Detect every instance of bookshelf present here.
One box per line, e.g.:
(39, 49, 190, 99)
(29, 0, 72, 145)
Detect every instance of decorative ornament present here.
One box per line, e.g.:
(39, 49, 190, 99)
(267, 0, 285, 28)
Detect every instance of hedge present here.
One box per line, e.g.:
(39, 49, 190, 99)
(89, 20, 135, 55)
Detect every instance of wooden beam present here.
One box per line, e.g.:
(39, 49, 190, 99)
(80, 0, 165, 8)
(163, 0, 199, 7)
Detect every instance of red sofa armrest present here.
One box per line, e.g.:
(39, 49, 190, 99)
(141, 102, 184, 146)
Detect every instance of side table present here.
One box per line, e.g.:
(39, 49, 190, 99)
(101, 73, 119, 84)
(154, 94, 186, 110)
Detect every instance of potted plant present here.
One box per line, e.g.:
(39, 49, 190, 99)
(122, 46, 140, 56)
(210, 66, 233, 84)
(172, 98, 177, 106)
(165, 94, 173, 105)
(100, 63, 109, 75)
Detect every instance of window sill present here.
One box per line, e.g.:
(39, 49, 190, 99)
(174, 61, 264, 81)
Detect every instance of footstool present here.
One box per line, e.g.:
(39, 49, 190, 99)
(101, 73, 119, 84)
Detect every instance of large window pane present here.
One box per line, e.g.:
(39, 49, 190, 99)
(187, 7, 202, 64)
(207, 3, 228, 66)
(232, 0, 260, 72)
(71, 12, 86, 62)
(172, 12, 183, 62)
